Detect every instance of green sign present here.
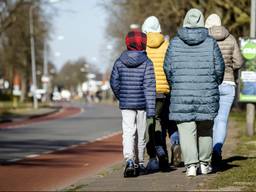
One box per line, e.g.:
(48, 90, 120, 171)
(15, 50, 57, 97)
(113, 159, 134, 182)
(242, 41, 256, 60)
(239, 38, 256, 103)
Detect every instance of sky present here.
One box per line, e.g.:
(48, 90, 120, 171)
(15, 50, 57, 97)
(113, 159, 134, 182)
(49, 0, 110, 72)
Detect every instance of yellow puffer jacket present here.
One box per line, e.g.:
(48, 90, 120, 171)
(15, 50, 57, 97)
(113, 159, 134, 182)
(146, 32, 170, 94)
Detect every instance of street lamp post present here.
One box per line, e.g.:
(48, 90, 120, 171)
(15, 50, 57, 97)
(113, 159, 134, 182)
(130, 24, 140, 29)
(29, 0, 62, 108)
(42, 40, 50, 102)
(251, 0, 256, 38)
(29, 4, 38, 109)
(43, 41, 48, 80)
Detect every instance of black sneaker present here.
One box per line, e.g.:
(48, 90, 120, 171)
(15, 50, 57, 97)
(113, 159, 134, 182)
(171, 144, 182, 167)
(138, 163, 147, 175)
(124, 159, 136, 178)
(212, 151, 222, 169)
(155, 146, 169, 171)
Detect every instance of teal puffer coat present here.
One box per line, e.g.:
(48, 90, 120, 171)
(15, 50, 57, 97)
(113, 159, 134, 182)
(164, 27, 225, 122)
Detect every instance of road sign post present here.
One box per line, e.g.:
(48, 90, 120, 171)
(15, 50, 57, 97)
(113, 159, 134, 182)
(245, 0, 256, 136)
(240, 39, 256, 136)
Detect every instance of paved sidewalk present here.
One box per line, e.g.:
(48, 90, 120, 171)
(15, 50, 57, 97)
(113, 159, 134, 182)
(70, 166, 215, 191)
(66, 121, 240, 191)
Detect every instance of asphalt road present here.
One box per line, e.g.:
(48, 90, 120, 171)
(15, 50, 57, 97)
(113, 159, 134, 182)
(0, 103, 121, 164)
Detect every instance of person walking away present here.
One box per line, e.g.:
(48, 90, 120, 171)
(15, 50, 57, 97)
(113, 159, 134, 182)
(142, 16, 181, 171)
(164, 9, 225, 177)
(110, 30, 156, 177)
(205, 14, 243, 166)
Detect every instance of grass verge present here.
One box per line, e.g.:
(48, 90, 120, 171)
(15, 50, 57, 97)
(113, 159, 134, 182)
(0, 101, 51, 114)
(205, 111, 256, 191)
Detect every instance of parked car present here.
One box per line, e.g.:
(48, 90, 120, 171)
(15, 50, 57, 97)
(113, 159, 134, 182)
(61, 89, 71, 101)
(36, 89, 46, 101)
(52, 91, 61, 102)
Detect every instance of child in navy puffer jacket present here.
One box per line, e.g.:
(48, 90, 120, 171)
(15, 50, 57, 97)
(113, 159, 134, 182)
(110, 30, 156, 177)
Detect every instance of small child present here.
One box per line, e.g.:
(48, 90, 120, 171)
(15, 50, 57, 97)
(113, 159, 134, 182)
(110, 30, 156, 177)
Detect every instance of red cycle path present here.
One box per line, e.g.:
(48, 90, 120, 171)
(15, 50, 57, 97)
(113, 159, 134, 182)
(0, 133, 123, 191)
(0, 107, 81, 129)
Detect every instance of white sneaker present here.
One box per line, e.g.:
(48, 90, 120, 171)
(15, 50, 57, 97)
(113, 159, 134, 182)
(200, 162, 212, 175)
(186, 164, 197, 177)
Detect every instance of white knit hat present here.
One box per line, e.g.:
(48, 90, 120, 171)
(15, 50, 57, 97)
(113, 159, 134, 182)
(205, 14, 222, 28)
(142, 16, 161, 33)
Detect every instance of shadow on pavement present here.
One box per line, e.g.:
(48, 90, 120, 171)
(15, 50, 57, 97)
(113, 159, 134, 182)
(146, 166, 178, 175)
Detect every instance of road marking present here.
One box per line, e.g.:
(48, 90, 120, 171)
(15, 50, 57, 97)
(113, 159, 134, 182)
(42, 150, 54, 154)
(70, 144, 79, 148)
(7, 158, 22, 163)
(95, 131, 122, 142)
(26, 154, 39, 158)
(56, 147, 68, 151)
(6, 131, 122, 164)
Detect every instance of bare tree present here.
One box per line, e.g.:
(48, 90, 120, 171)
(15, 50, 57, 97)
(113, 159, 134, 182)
(0, 0, 53, 101)
(103, 0, 250, 68)
(54, 57, 89, 90)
